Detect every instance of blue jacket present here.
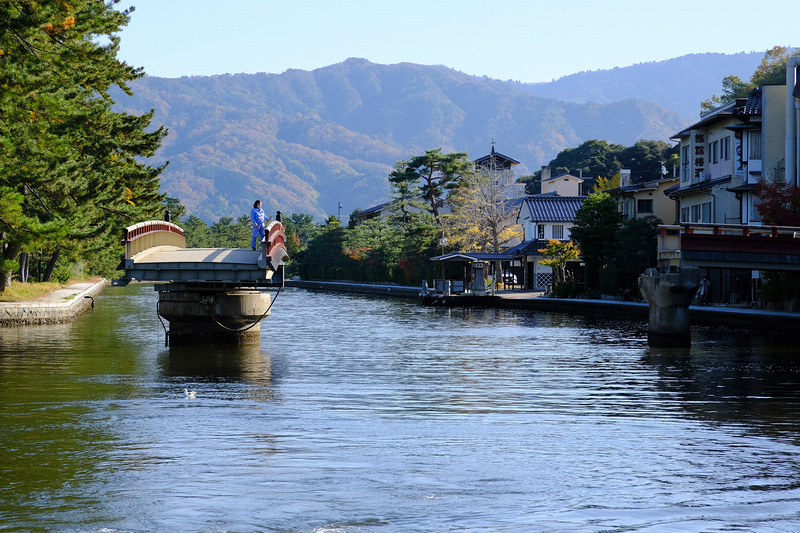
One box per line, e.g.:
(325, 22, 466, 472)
(250, 207, 266, 228)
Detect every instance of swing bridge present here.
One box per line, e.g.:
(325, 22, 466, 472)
(117, 216, 288, 346)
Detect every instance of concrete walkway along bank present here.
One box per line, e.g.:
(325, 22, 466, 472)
(0, 279, 109, 327)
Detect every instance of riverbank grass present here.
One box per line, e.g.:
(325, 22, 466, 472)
(0, 282, 64, 303)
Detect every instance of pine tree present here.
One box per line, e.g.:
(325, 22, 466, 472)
(0, 0, 167, 286)
(389, 149, 474, 223)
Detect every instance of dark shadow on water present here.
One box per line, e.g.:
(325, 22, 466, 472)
(642, 329, 800, 441)
(156, 343, 286, 403)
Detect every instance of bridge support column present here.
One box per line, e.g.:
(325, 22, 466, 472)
(156, 286, 272, 345)
(638, 268, 701, 347)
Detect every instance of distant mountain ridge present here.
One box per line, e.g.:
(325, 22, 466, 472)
(115, 52, 763, 221)
(516, 52, 763, 119)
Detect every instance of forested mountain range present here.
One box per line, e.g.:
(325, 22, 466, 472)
(516, 52, 763, 119)
(115, 52, 764, 221)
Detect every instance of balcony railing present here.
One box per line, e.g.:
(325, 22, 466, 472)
(657, 223, 800, 267)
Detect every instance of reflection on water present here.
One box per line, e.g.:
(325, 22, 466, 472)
(1, 284, 800, 532)
(645, 334, 800, 442)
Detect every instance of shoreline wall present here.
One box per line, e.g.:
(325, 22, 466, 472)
(285, 279, 420, 299)
(284, 279, 800, 333)
(0, 279, 109, 327)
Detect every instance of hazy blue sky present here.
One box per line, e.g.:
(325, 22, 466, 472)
(116, 0, 797, 82)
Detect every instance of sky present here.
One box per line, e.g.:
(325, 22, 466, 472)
(115, 0, 798, 83)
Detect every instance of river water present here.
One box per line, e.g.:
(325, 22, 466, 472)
(2, 284, 800, 532)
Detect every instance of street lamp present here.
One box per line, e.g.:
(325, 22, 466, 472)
(438, 237, 447, 285)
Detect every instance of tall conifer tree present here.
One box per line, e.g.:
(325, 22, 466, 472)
(0, 0, 167, 286)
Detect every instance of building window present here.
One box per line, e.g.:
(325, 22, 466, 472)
(749, 194, 763, 223)
(619, 199, 631, 220)
(722, 136, 730, 161)
(691, 204, 701, 222)
(701, 202, 712, 223)
(553, 225, 564, 239)
(681, 207, 689, 222)
(750, 131, 762, 159)
(637, 199, 654, 214)
(710, 141, 718, 164)
(537, 225, 545, 239)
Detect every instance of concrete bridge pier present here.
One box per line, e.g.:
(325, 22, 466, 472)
(156, 286, 272, 345)
(638, 267, 701, 347)
(120, 217, 289, 347)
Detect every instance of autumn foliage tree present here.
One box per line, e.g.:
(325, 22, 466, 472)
(593, 172, 621, 193)
(538, 239, 580, 284)
(754, 179, 800, 307)
(445, 166, 522, 253)
(755, 179, 800, 226)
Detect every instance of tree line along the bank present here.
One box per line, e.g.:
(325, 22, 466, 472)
(132, 46, 800, 300)
(2, 13, 797, 302)
(162, 141, 667, 298)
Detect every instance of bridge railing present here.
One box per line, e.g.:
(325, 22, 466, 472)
(122, 220, 186, 259)
(263, 220, 289, 270)
(675, 222, 800, 238)
(658, 223, 800, 266)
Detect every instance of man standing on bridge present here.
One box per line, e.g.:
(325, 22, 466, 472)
(250, 200, 267, 250)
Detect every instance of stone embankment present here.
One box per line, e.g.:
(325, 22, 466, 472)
(285, 279, 420, 299)
(0, 279, 109, 327)
(285, 279, 800, 333)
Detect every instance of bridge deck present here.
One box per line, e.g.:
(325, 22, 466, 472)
(133, 246, 259, 264)
(123, 246, 274, 283)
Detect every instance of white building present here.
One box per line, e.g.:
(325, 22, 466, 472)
(506, 166, 586, 290)
(607, 169, 679, 224)
(668, 58, 800, 225)
(664, 59, 800, 304)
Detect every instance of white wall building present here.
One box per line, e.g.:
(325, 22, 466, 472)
(669, 62, 800, 226)
(510, 166, 586, 290)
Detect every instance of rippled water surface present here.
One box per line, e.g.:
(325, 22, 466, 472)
(2, 284, 800, 532)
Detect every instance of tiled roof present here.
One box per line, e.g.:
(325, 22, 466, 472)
(430, 252, 512, 262)
(663, 183, 680, 195)
(727, 183, 756, 193)
(666, 176, 732, 198)
(734, 87, 762, 116)
(520, 195, 585, 222)
(473, 144, 520, 167)
(606, 177, 674, 196)
(355, 201, 391, 216)
(673, 87, 762, 139)
(504, 197, 525, 211)
(504, 239, 558, 257)
(473, 152, 520, 167)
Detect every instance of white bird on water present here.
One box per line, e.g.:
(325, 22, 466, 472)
(184, 388, 197, 398)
